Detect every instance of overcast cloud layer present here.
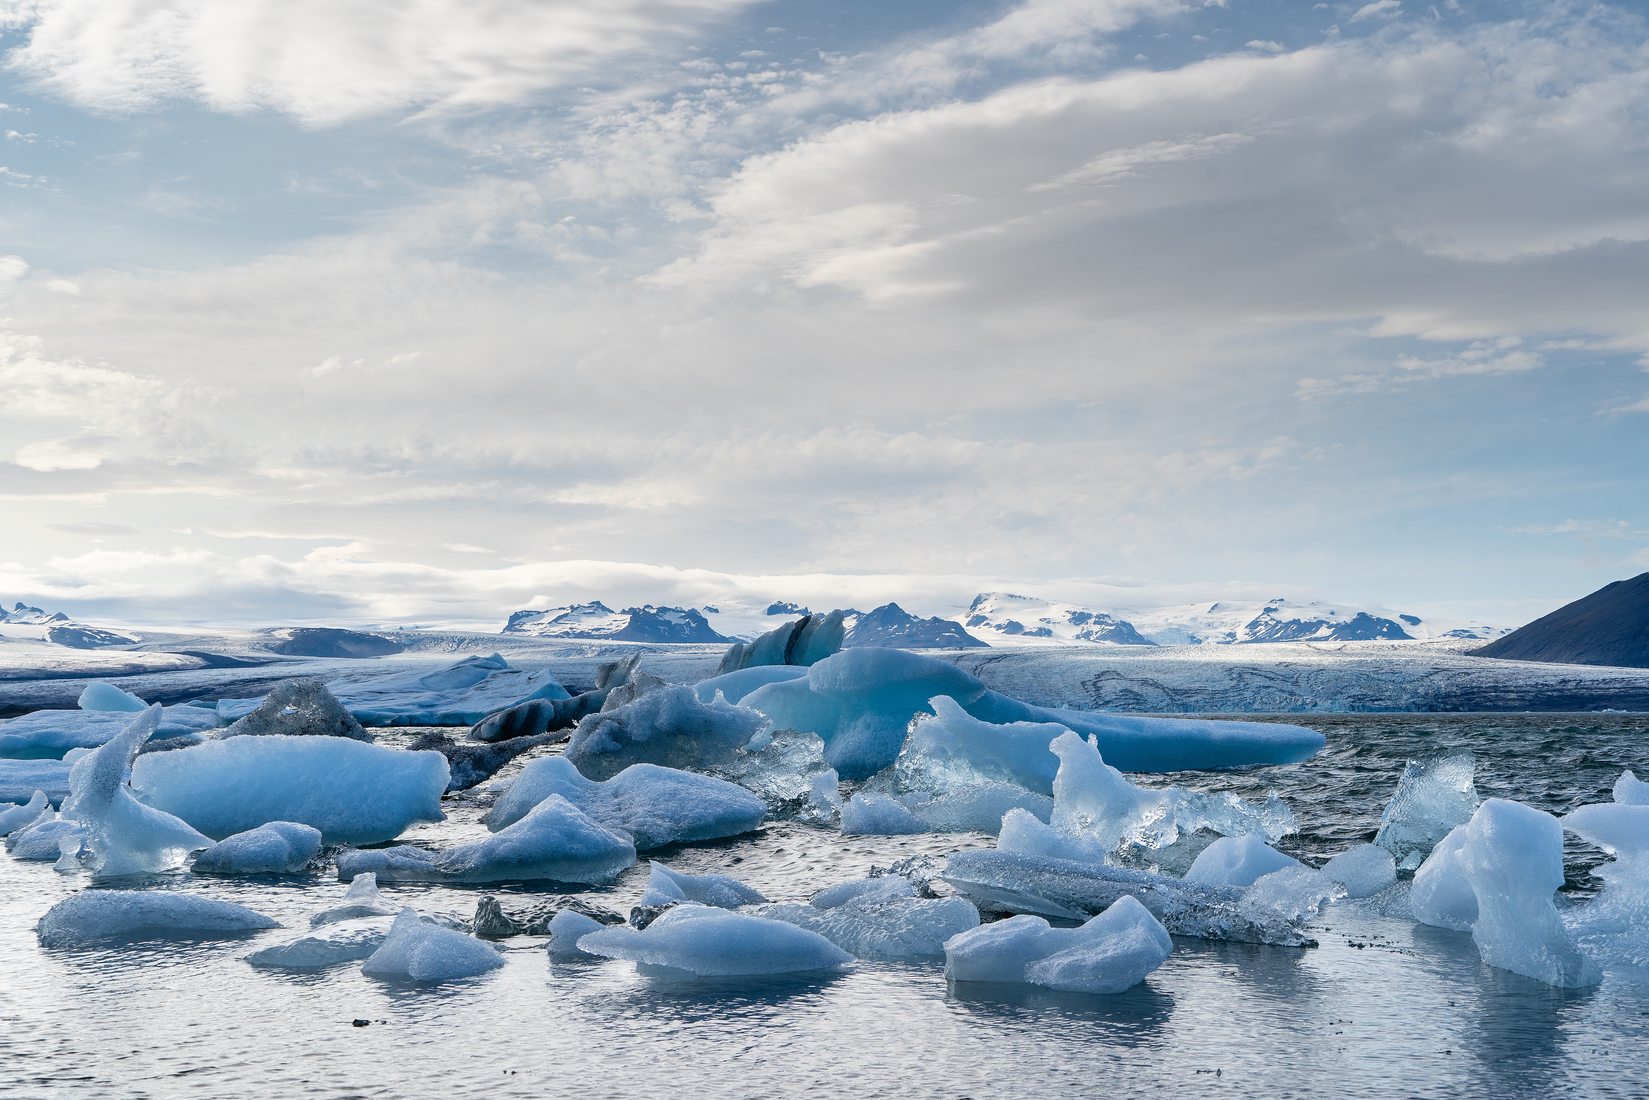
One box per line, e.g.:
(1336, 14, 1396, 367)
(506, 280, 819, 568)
(1, 0, 1647, 626)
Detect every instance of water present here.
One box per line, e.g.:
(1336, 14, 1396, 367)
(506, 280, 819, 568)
(2, 713, 1646, 1099)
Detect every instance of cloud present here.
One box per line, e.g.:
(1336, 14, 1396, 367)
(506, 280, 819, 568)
(14, 437, 107, 471)
(1, 0, 761, 125)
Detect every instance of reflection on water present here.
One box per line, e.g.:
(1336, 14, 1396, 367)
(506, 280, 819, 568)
(1, 713, 1646, 1098)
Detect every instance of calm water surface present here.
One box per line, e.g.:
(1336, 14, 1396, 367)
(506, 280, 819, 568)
(1, 713, 1646, 1099)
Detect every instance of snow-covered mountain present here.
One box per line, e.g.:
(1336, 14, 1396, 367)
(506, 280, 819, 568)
(0, 602, 69, 626)
(502, 601, 730, 644)
(964, 593, 1155, 645)
(842, 603, 986, 650)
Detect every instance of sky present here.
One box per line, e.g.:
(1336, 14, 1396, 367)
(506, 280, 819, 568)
(1, 0, 1647, 629)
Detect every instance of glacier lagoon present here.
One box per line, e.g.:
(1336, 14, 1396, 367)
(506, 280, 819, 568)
(1, 712, 1645, 1099)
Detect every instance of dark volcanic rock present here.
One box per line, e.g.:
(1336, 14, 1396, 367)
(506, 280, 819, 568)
(1476, 573, 1649, 669)
(45, 624, 136, 649)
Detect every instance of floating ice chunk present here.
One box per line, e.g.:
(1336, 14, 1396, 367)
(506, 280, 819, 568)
(6, 816, 84, 861)
(1374, 752, 1479, 871)
(0, 790, 48, 836)
(131, 735, 448, 845)
(246, 917, 393, 970)
(761, 894, 979, 963)
(472, 654, 638, 743)
(408, 728, 560, 792)
(910, 784, 1053, 834)
(310, 873, 399, 928)
(0, 759, 71, 803)
(712, 728, 840, 825)
(942, 849, 1314, 946)
(562, 684, 766, 781)
(944, 895, 1171, 995)
(693, 665, 808, 705)
(895, 697, 1067, 795)
(486, 757, 765, 849)
(810, 875, 916, 908)
(998, 807, 1110, 863)
(338, 796, 636, 886)
(640, 862, 767, 910)
(1321, 844, 1398, 899)
(1239, 866, 1342, 927)
(193, 822, 323, 875)
(715, 611, 847, 675)
(78, 682, 147, 712)
(578, 905, 853, 977)
(1461, 798, 1600, 988)
(1410, 825, 1476, 932)
(361, 908, 503, 983)
(60, 707, 210, 877)
(742, 647, 1323, 781)
(36, 889, 279, 947)
(547, 910, 608, 960)
(1614, 769, 1649, 806)
(1183, 833, 1305, 888)
(221, 680, 370, 742)
(1563, 801, 1649, 970)
(840, 792, 926, 835)
(0, 698, 217, 760)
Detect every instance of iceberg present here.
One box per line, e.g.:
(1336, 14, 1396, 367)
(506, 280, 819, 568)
(639, 861, 768, 910)
(711, 728, 841, 825)
(310, 873, 399, 928)
(693, 665, 809, 706)
(78, 682, 148, 712)
(486, 757, 765, 850)
(0, 759, 71, 804)
(360, 908, 504, 983)
(193, 822, 324, 875)
(337, 795, 636, 886)
(1183, 833, 1305, 888)
(741, 647, 1324, 780)
(406, 728, 560, 792)
(1563, 798, 1649, 970)
(0, 689, 219, 760)
(759, 889, 979, 963)
(839, 792, 926, 835)
(58, 707, 211, 877)
(577, 905, 853, 977)
(215, 654, 569, 727)
(943, 895, 1171, 995)
(562, 681, 767, 781)
(1615, 769, 1649, 806)
(0, 789, 48, 836)
(1409, 825, 1476, 932)
(547, 910, 608, 960)
(246, 917, 393, 970)
(219, 680, 370, 741)
(941, 849, 1315, 946)
(470, 654, 639, 743)
(1374, 752, 1479, 871)
(36, 890, 279, 946)
(998, 808, 1109, 863)
(6, 815, 84, 861)
(131, 734, 448, 845)
(714, 611, 847, 675)
(1320, 844, 1397, 899)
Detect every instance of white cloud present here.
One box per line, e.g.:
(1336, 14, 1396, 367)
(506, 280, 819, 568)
(1351, 0, 1401, 22)
(13, 437, 105, 471)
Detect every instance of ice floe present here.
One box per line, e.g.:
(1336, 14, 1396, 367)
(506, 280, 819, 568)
(943, 895, 1171, 994)
(193, 821, 323, 875)
(1374, 751, 1479, 871)
(562, 681, 766, 781)
(577, 905, 853, 977)
(36, 890, 278, 946)
(360, 908, 503, 983)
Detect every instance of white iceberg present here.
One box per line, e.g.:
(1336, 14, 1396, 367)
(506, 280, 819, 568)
(0, 789, 48, 836)
(1374, 752, 1479, 871)
(1410, 825, 1476, 931)
(639, 861, 767, 909)
(1183, 833, 1305, 888)
(839, 792, 926, 835)
(1563, 798, 1649, 970)
(131, 734, 448, 845)
(741, 647, 1324, 780)
(55, 707, 211, 878)
(944, 895, 1171, 994)
(486, 757, 765, 850)
(78, 682, 149, 713)
(310, 873, 399, 928)
(1320, 844, 1397, 899)
(1614, 769, 1649, 806)
(547, 910, 608, 960)
(246, 917, 393, 970)
(692, 665, 808, 705)
(337, 795, 636, 885)
(760, 888, 979, 963)
(562, 683, 766, 781)
(360, 908, 504, 983)
(193, 822, 323, 875)
(577, 905, 853, 977)
(6, 814, 84, 861)
(36, 889, 278, 946)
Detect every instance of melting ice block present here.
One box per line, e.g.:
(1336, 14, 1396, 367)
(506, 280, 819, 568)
(578, 905, 853, 977)
(131, 734, 448, 845)
(6, 815, 84, 861)
(193, 822, 324, 875)
(486, 757, 764, 849)
(310, 873, 399, 928)
(741, 647, 1324, 780)
(1563, 799, 1649, 970)
(338, 795, 636, 886)
(219, 680, 371, 741)
(760, 889, 980, 963)
(547, 910, 608, 960)
(562, 683, 766, 781)
(693, 665, 809, 705)
(1614, 769, 1649, 807)
(943, 895, 1171, 994)
(246, 917, 393, 970)
(714, 611, 847, 675)
(361, 908, 503, 983)
(1320, 844, 1397, 899)
(941, 849, 1314, 946)
(840, 792, 926, 835)
(1410, 825, 1476, 932)
(1184, 833, 1305, 888)
(60, 707, 211, 877)
(36, 889, 278, 946)
(639, 862, 767, 909)
(0, 691, 219, 760)
(0, 790, 49, 836)
(712, 728, 842, 825)
(1375, 752, 1479, 871)
(78, 682, 148, 713)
